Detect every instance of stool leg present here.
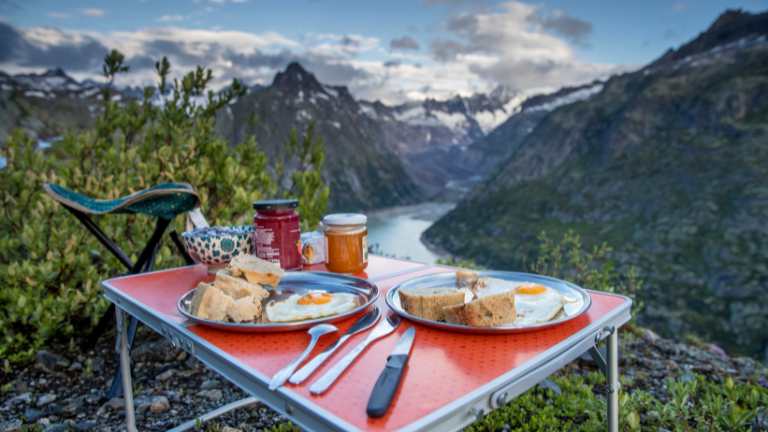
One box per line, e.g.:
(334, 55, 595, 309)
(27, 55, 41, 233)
(116, 307, 137, 432)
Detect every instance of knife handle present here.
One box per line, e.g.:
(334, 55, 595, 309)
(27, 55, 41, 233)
(366, 354, 408, 418)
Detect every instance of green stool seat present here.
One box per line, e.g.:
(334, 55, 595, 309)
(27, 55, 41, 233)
(43, 182, 199, 219)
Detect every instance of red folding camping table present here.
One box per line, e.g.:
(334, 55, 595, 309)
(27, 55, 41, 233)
(101, 255, 631, 432)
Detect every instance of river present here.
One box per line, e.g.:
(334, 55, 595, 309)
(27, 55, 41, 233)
(366, 202, 454, 264)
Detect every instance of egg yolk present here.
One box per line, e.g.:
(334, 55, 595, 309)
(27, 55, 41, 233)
(517, 284, 547, 295)
(298, 292, 333, 305)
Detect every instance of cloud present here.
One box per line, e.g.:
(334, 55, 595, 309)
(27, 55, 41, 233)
(430, 1, 616, 91)
(0, 2, 623, 104)
(48, 11, 71, 19)
(80, 8, 105, 17)
(0, 22, 108, 71)
(532, 10, 592, 46)
(672, 2, 687, 12)
(429, 39, 467, 61)
(157, 15, 186, 23)
(390, 36, 420, 51)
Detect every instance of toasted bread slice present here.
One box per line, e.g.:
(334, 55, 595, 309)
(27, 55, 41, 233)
(399, 287, 466, 321)
(214, 270, 270, 300)
(228, 254, 284, 287)
(226, 295, 263, 323)
(190, 282, 234, 321)
(443, 290, 516, 327)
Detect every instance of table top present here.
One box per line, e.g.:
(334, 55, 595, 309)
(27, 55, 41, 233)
(102, 255, 631, 432)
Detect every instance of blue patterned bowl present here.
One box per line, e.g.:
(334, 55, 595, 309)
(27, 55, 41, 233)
(181, 225, 253, 266)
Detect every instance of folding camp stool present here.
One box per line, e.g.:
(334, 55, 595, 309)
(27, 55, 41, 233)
(43, 182, 202, 398)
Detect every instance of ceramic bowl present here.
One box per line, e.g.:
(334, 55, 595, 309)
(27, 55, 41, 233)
(181, 225, 253, 266)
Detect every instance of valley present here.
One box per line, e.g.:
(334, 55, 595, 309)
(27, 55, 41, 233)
(425, 9, 768, 360)
(2, 9, 767, 360)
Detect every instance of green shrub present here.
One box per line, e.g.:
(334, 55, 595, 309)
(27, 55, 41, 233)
(530, 230, 644, 317)
(0, 52, 329, 365)
(468, 373, 768, 431)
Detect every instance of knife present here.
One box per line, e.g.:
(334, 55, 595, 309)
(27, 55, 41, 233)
(289, 307, 381, 384)
(366, 326, 416, 418)
(309, 313, 401, 395)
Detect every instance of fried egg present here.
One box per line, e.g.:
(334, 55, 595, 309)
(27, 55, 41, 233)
(266, 290, 358, 322)
(467, 278, 565, 325)
(513, 283, 564, 325)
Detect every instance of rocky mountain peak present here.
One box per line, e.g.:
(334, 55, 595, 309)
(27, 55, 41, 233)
(42, 68, 69, 78)
(271, 62, 324, 93)
(653, 9, 768, 67)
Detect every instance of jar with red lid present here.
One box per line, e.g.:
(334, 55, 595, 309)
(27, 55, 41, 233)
(252, 199, 302, 270)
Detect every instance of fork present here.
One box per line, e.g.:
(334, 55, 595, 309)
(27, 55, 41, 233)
(269, 323, 337, 390)
(309, 313, 401, 395)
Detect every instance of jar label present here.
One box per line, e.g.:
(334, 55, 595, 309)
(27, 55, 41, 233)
(362, 233, 368, 264)
(254, 226, 280, 265)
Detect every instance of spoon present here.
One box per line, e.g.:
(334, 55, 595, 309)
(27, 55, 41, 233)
(269, 323, 337, 390)
(289, 307, 381, 384)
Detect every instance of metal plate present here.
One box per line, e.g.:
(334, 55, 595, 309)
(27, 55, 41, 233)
(386, 271, 591, 334)
(178, 271, 379, 332)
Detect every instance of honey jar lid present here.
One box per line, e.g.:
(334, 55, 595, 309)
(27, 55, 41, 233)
(253, 199, 299, 210)
(322, 213, 367, 226)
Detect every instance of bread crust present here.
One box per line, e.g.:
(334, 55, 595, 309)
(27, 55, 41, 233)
(443, 290, 516, 327)
(190, 282, 234, 321)
(214, 270, 270, 300)
(226, 295, 263, 322)
(398, 288, 465, 321)
(229, 254, 284, 287)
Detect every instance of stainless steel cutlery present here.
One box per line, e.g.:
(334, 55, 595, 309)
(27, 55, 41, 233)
(309, 313, 402, 395)
(289, 306, 381, 384)
(269, 323, 337, 390)
(366, 326, 416, 417)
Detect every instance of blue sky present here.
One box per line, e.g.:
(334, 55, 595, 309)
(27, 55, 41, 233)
(1, 0, 765, 102)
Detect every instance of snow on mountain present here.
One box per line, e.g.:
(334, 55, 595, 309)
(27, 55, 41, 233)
(525, 83, 604, 113)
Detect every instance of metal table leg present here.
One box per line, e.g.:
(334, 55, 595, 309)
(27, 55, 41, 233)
(116, 307, 138, 432)
(166, 397, 259, 432)
(607, 328, 619, 432)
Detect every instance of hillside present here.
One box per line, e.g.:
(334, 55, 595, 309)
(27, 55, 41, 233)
(216, 63, 423, 210)
(425, 9, 768, 359)
(0, 69, 102, 142)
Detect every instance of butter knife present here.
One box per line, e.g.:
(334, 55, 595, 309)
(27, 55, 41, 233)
(289, 307, 381, 384)
(366, 326, 416, 417)
(309, 313, 401, 395)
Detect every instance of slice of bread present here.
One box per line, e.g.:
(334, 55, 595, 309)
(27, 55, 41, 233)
(398, 287, 466, 321)
(226, 295, 262, 323)
(443, 290, 516, 327)
(214, 270, 270, 300)
(190, 282, 234, 321)
(228, 254, 284, 287)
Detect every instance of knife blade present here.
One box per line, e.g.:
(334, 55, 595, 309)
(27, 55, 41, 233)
(309, 313, 401, 395)
(366, 326, 416, 418)
(289, 307, 381, 384)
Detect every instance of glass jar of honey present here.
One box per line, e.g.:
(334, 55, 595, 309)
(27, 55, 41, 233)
(321, 213, 367, 274)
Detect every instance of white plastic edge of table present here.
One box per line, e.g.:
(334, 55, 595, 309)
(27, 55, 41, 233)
(103, 263, 631, 432)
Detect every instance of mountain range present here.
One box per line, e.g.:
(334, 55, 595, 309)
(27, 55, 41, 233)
(425, 9, 768, 359)
(4, 9, 765, 359)
(0, 60, 599, 209)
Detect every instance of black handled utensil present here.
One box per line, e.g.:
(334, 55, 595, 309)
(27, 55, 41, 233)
(366, 326, 415, 418)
